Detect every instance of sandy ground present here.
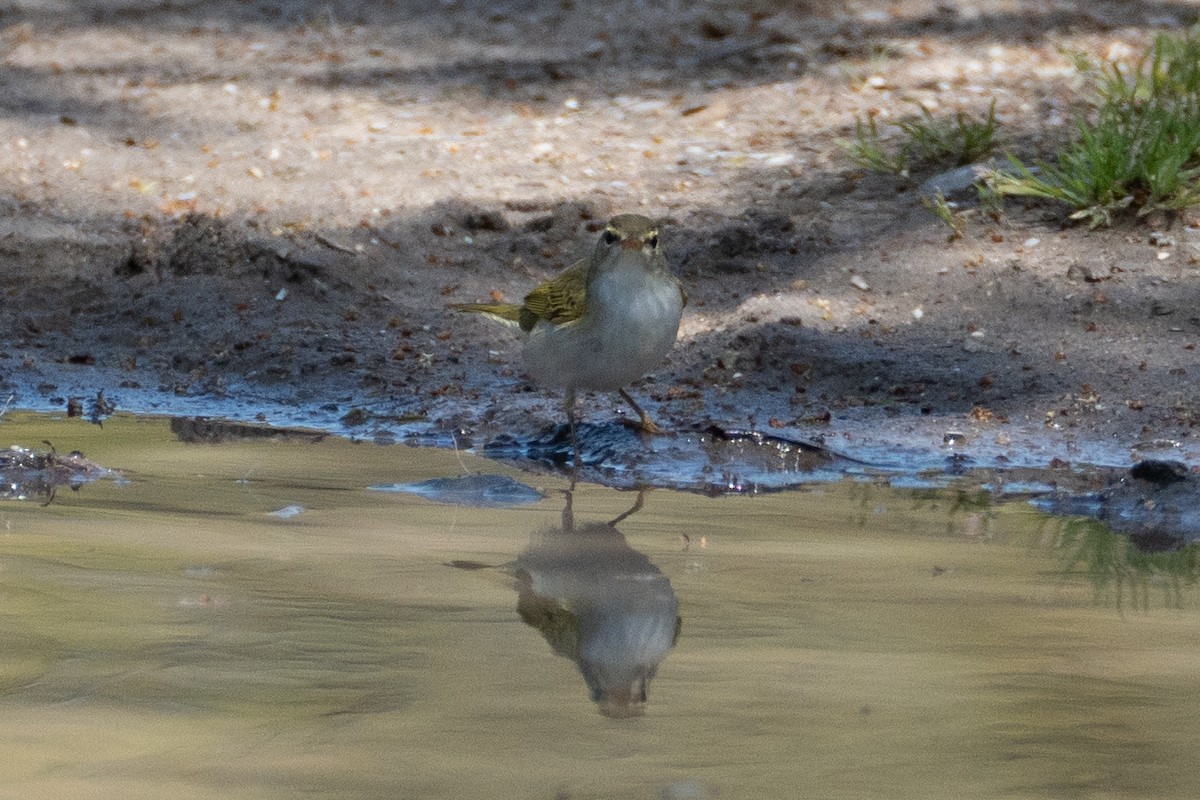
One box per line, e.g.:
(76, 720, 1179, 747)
(4, 0, 1200, 475)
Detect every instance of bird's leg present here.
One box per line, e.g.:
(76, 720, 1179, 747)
(619, 388, 663, 434)
(564, 387, 581, 470)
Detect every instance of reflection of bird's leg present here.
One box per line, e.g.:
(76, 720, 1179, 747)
(619, 389, 661, 434)
(561, 487, 575, 532)
(609, 489, 646, 526)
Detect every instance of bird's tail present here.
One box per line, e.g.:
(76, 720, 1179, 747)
(449, 302, 524, 327)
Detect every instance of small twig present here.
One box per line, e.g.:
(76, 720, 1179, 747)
(314, 232, 359, 255)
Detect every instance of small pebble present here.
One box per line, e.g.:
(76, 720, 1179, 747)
(268, 505, 304, 518)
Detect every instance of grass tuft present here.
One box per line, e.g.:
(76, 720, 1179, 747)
(899, 101, 1000, 168)
(923, 191, 967, 240)
(843, 101, 1000, 176)
(994, 29, 1200, 226)
(843, 112, 910, 175)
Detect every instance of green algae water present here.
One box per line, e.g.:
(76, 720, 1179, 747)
(1, 412, 1199, 799)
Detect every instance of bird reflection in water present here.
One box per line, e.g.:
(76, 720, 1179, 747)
(515, 490, 681, 719)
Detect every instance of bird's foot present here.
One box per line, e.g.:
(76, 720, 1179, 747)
(620, 415, 666, 435)
(616, 389, 667, 435)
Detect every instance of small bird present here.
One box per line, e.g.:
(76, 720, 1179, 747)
(453, 213, 685, 436)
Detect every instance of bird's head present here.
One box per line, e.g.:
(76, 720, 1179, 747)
(592, 213, 662, 270)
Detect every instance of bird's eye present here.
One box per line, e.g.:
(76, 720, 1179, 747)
(646, 234, 659, 249)
(602, 229, 620, 245)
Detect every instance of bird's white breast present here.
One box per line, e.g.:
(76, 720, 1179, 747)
(522, 262, 683, 392)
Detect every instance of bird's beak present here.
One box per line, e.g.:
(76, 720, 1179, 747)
(621, 237, 646, 251)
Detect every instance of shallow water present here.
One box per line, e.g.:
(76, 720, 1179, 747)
(2, 412, 1199, 799)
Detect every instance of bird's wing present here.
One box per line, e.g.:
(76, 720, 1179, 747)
(519, 259, 589, 332)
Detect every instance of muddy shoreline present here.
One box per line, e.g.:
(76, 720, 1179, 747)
(4, 1, 1200, 487)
